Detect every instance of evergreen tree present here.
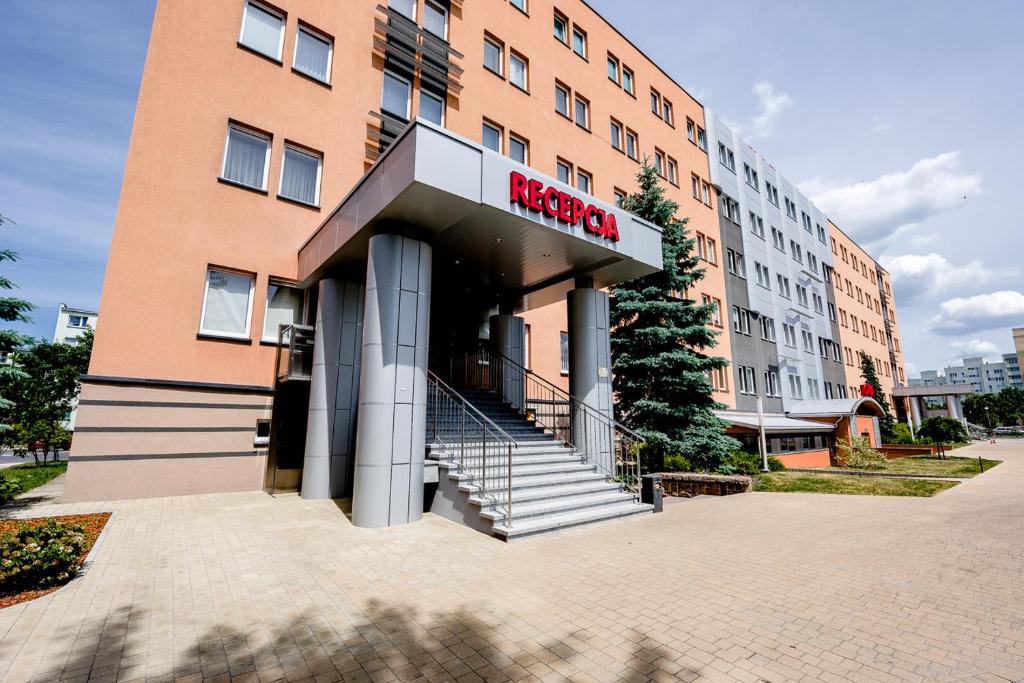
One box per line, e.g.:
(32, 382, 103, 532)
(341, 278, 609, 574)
(858, 351, 896, 439)
(610, 161, 738, 471)
(0, 213, 35, 431)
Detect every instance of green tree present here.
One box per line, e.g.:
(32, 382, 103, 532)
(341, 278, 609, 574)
(963, 392, 1000, 428)
(609, 161, 738, 471)
(0, 213, 35, 431)
(858, 351, 896, 440)
(917, 416, 968, 458)
(995, 386, 1024, 425)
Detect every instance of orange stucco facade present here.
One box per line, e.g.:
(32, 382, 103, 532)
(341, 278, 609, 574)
(828, 220, 906, 400)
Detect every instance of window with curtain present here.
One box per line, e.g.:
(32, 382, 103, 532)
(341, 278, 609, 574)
(294, 27, 332, 83)
(423, 0, 448, 39)
(381, 71, 411, 119)
(482, 122, 502, 152)
(279, 145, 321, 206)
(483, 37, 503, 75)
(222, 125, 270, 190)
(389, 0, 415, 20)
(240, 1, 284, 60)
(201, 269, 254, 338)
(509, 135, 527, 164)
(263, 281, 303, 341)
(509, 53, 527, 90)
(419, 90, 444, 125)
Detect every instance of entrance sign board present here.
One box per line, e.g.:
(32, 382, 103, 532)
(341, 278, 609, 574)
(509, 171, 620, 242)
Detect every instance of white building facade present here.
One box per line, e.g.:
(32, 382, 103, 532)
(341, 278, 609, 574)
(52, 304, 97, 345)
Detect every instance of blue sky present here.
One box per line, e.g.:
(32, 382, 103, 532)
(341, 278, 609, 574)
(2, 0, 1022, 376)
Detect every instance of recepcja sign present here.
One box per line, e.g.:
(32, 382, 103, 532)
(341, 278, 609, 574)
(509, 171, 620, 242)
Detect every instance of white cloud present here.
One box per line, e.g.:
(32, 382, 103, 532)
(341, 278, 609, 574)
(881, 253, 1019, 304)
(927, 290, 1024, 336)
(800, 152, 981, 246)
(726, 80, 792, 139)
(868, 116, 893, 134)
(948, 339, 1003, 360)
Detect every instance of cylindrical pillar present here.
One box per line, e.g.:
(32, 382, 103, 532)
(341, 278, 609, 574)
(352, 234, 432, 528)
(489, 314, 526, 410)
(908, 395, 922, 431)
(567, 282, 614, 474)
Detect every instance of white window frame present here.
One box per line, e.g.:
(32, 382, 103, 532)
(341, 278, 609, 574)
(484, 35, 504, 76)
(574, 95, 590, 129)
(221, 122, 272, 191)
(555, 83, 570, 117)
(482, 121, 503, 153)
(622, 66, 635, 95)
(419, 89, 445, 126)
(199, 267, 256, 340)
(610, 119, 623, 150)
(572, 26, 587, 58)
(554, 12, 569, 44)
(239, 0, 286, 61)
(293, 24, 333, 84)
(576, 169, 592, 194)
(381, 70, 412, 119)
(509, 51, 528, 90)
(423, 0, 449, 39)
(278, 143, 323, 207)
(389, 0, 417, 20)
(262, 278, 304, 343)
(509, 133, 528, 164)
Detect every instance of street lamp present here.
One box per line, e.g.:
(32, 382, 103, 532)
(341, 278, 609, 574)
(985, 406, 995, 438)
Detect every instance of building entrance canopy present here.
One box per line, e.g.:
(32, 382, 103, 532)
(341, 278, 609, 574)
(297, 121, 663, 311)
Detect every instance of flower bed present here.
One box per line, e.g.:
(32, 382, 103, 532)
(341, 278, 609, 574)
(0, 513, 111, 608)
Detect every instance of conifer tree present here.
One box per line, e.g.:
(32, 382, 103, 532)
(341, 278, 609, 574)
(610, 162, 738, 471)
(858, 351, 896, 440)
(0, 213, 35, 430)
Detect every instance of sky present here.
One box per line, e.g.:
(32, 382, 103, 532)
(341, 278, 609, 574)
(2, 0, 1022, 377)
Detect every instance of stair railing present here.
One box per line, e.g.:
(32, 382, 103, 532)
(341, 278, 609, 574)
(448, 346, 643, 500)
(426, 371, 518, 527)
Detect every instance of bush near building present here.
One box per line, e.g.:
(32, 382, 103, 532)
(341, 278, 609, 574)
(917, 417, 969, 458)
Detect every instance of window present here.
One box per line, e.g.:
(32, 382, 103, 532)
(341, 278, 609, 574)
(381, 70, 412, 119)
(610, 119, 623, 150)
(709, 367, 729, 393)
(807, 378, 820, 400)
(749, 212, 765, 238)
(816, 223, 827, 243)
(555, 82, 570, 117)
(718, 143, 735, 171)
(419, 89, 445, 125)
(262, 280, 303, 342)
(722, 197, 740, 222)
(808, 254, 818, 273)
(812, 293, 824, 315)
(686, 118, 695, 142)
(691, 175, 700, 199)
(509, 51, 528, 90)
(556, 159, 572, 184)
(553, 12, 569, 44)
(510, 0, 527, 12)
(837, 384, 848, 399)
(239, 1, 285, 61)
(663, 99, 674, 126)
(743, 163, 759, 189)
(801, 211, 812, 232)
(654, 149, 666, 177)
(571, 26, 587, 58)
(731, 306, 752, 335)
(482, 121, 502, 152)
(777, 275, 791, 299)
(423, 0, 448, 39)
(222, 124, 271, 191)
(484, 35, 504, 75)
(796, 284, 808, 307)
(788, 374, 804, 399)
(509, 134, 528, 164)
(560, 332, 569, 374)
(574, 95, 590, 128)
(666, 157, 678, 185)
(738, 366, 757, 396)
(389, 0, 416, 20)
(702, 182, 711, 205)
(765, 181, 779, 206)
(69, 315, 90, 328)
(755, 262, 770, 288)
(783, 323, 797, 348)
(200, 268, 255, 339)
(294, 25, 332, 83)
(726, 249, 745, 277)
(625, 129, 638, 160)
(650, 88, 661, 116)
(613, 188, 626, 207)
(761, 317, 776, 342)
(771, 227, 785, 252)
(696, 233, 716, 264)
(279, 144, 322, 206)
(622, 66, 634, 95)
(790, 240, 803, 263)
(696, 126, 707, 151)
(765, 368, 781, 397)
(576, 169, 592, 194)
(828, 302, 837, 321)
(607, 54, 620, 83)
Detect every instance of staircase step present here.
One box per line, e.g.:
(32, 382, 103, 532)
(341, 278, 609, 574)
(479, 491, 639, 522)
(470, 480, 626, 506)
(450, 469, 610, 493)
(490, 502, 653, 540)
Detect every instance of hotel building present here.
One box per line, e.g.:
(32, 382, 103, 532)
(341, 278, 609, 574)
(66, 0, 905, 537)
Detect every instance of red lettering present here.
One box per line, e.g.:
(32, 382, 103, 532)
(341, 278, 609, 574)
(542, 187, 560, 217)
(509, 171, 529, 205)
(571, 198, 586, 226)
(527, 179, 544, 211)
(557, 192, 572, 223)
(604, 214, 620, 242)
(585, 206, 602, 234)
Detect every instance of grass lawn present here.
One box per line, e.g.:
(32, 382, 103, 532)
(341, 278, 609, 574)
(828, 456, 1001, 478)
(2, 460, 68, 498)
(755, 472, 958, 497)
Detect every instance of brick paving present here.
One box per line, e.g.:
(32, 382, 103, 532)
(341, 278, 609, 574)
(1, 441, 1023, 682)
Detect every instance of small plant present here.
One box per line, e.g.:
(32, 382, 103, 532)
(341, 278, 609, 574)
(661, 454, 694, 472)
(0, 472, 21, 502)
(887, 423, 916, 445)
(0, 519, 87, 595)
(718, 450, 785, 475)
(834, 436, 888, 470)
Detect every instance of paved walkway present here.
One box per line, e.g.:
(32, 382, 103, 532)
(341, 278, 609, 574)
(0, 442, 1022, 682)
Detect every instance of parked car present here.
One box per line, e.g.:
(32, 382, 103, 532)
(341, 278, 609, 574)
(993, 427, 1016, 435)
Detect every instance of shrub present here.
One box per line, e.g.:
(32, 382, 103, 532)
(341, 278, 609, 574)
(662, 454, 694, 472)
(834, 436, 888, 470)
(887, 423, 916, 445)
(718, 450, 785, 476)
(0, 472, 21, 503)
(0, 519, 87, 594)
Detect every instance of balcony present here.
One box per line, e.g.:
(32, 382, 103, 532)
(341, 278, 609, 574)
(276, 324, 316, 383)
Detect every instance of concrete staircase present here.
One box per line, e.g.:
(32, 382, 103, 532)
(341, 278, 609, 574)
(427, 388, 651, 540)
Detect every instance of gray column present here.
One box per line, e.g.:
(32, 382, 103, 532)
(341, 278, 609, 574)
(489, 314, 525, 411)
(908, 396, 922, 432)
(301, 279, 365, 500)
(567, 283, 614, 474)
(352, 234, 431, 528)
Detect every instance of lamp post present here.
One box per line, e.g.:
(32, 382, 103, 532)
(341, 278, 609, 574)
(985, 405, 994, 439)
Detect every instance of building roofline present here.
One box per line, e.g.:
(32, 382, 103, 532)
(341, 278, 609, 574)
(826, 219, 890, 275)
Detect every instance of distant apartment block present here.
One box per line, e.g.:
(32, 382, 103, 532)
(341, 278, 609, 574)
(911, 354, 1024, 394)
(52, 304, 98, 344)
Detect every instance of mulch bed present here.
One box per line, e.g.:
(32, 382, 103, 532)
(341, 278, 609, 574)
(0, 513, 111, 609)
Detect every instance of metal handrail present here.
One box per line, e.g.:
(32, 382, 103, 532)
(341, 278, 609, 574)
(427, 371, 517, 528)
(446, 346, 644, 499)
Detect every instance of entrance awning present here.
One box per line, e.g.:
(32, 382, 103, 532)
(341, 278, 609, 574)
(296, 121, 664, 311)
(715, 410, 836, 434)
